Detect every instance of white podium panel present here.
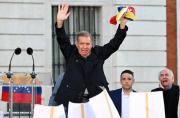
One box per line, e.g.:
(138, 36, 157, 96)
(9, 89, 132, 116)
(129, 92, 165, 118)
(68, 89, 120, 118)
(89, 89, 120, 118)
(0, 111, 3, 118)
(33, 104, 66, 118)
(68, 102, 95, 118)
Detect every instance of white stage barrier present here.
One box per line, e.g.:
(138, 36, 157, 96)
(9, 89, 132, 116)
(129, 91, 165, 118)
(68, 89, 120, 118)
(0, 111, 3, 118)
(33, 104, 66, 118)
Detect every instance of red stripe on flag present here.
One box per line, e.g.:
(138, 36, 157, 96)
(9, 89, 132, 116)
(1, 92, 41, 104)
(13, 93, 32, 103)
(1, 92, 8, 101)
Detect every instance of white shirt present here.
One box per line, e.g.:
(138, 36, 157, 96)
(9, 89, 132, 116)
(121, 90, 132, 118)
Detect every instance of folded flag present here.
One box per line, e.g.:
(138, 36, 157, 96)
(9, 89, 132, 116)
(116, 6, 128, 22)
(124, 6, 136, 21)
(1, 85, 42, 104)
(110, 6, 136, 25)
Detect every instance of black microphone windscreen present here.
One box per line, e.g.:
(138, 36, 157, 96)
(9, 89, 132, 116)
(27, 47, 33, 55)
(14, 47, 21, 55)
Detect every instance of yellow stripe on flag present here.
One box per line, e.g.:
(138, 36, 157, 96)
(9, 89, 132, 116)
(103, 90, 113, 118)
(50, 107, 54, 118)
(145, 93, 149, 118)
(80, 103, 85, 118)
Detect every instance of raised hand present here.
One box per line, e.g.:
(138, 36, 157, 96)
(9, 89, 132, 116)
(120, 16, 128, 29)
(57, 4, 70, 28)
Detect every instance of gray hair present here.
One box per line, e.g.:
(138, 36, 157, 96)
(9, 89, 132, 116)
(76, 31, 92, 42)
(159, 68, 174, 80)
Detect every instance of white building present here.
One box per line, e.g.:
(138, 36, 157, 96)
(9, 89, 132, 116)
(0, 0, 179, 117)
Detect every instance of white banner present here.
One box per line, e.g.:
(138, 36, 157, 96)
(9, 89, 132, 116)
(68, 102, 95, 118)
(129, 91, 165, 118)
(33, 104, 66, 118)
(68, 89, 120, 118)
(0, 111, 3, 118)
(33, 89, 120, 118)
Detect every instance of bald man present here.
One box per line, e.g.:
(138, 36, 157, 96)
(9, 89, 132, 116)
(151, 68, 179, 118)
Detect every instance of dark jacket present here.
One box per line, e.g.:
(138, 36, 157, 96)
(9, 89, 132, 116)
(54, 25, 128, 105)
(109, 88, 136, 116)
(151, 85, 179, 118)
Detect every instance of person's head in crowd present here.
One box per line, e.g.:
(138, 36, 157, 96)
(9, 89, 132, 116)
(76, 31, 93, 58)
(120, 70, 135, 93)
(159, 68, 174, 90)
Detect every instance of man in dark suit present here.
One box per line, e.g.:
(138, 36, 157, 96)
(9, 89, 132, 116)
(110, 70, 136, 118)
(54, 4, 129, 109)
(151, 68, 179, 118)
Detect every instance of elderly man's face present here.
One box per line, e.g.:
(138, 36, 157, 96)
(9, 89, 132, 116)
(159, 69, 174, 89)
(76, 36, 92, 58)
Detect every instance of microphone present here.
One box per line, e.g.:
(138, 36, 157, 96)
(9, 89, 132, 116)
(7, 47, 21, 78)
(14, 47, 21, 55)
(26, 47, 36, 79)
(27, 47, 33, 55)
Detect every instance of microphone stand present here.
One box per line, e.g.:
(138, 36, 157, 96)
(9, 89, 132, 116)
(30, 55, 37, 118)
(7, 72, 13, 118)
(5, 47, 21, 118)
(6, 52, 14, 118)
